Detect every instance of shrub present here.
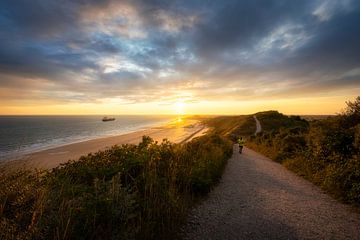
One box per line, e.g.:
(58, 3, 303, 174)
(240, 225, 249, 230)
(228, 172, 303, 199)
(0, 134, 232, 240)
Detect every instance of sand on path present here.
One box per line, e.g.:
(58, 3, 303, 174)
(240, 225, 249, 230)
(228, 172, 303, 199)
(3, 119, 206, 170)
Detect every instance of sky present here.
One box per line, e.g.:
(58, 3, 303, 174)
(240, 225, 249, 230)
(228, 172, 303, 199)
(0, 0, 359, 115)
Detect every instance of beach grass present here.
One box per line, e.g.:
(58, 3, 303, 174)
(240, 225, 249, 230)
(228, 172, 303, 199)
(0, 133, 232, 240)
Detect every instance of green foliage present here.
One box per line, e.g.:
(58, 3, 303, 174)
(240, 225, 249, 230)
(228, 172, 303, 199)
(0, 134, 232, 240)
(343, 96, 360, 128)
(248, 98, 360, 205)
(255, 111, 308, 132)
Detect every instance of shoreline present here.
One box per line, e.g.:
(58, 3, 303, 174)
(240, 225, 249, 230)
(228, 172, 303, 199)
(0, 118, 173, 162)
(1, 118, 207, 171)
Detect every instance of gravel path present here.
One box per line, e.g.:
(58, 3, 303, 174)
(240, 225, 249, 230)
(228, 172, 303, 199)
(253, 115, 261, 135)
(182, 146, 360, 239)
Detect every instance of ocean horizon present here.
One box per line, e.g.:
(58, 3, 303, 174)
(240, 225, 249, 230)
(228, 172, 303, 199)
(0, 115, 175, 161)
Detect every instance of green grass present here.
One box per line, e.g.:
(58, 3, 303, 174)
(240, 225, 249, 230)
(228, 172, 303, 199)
(0, 134, 233, 240)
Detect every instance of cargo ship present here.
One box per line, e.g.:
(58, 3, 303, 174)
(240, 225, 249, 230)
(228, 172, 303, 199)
(102, 117, 115, 122)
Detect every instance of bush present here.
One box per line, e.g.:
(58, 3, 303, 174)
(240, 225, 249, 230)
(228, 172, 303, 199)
(0, 134, 232, 240)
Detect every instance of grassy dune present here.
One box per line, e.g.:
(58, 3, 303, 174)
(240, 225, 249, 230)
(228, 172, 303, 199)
(205, 115, 256, 141)
(0, 134, 232, 240)
(247, 97, 360, 205)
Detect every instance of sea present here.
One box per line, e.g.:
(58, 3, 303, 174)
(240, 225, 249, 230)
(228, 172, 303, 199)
(0, 115, 174, 161)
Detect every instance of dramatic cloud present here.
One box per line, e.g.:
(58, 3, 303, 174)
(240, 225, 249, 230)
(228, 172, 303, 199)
(0, 0, 359, 110)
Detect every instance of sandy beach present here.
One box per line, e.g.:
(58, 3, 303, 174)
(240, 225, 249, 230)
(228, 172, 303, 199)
(2, 119, 207, 171)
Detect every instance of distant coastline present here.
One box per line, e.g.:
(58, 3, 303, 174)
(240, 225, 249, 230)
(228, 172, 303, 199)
(1, 117, 207, 171)
(0, 115, 176, 162)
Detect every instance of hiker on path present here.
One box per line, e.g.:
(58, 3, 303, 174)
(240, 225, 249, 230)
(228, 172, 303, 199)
(238, 137, 245, 154)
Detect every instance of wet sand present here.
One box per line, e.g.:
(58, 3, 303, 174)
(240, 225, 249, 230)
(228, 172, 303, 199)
(2, 119, 207, 171)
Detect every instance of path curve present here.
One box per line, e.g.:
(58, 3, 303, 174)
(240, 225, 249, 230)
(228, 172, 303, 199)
(182, 146, 360, 239)
(253, 115, 261, 135)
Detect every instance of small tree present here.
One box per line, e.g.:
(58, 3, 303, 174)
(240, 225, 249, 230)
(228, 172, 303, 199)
(345, 96, 360, 116)
(342, 96, 360, 128)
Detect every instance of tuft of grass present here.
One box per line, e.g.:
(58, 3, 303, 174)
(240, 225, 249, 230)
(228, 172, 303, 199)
(0, 133, 232, 240)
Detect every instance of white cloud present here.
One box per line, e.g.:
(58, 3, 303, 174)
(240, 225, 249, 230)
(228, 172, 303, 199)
(313, 0, 354, 22)
(98, 56, 152, 74)
(158, 69, 179, 78)
(258, 24, 311, 53)
(234, 23, 311, 64)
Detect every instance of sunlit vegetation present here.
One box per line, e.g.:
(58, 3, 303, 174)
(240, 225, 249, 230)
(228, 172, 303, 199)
(0, 134, 232, 240)
(247, 97, 360, 205)
(205, 115, 256, 140)
(255, 111, 308, 132)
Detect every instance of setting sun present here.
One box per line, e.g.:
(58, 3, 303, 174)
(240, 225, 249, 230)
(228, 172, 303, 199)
(175, 101, 185, 115)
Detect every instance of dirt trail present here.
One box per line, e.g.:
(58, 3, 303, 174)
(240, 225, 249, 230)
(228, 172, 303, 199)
(253, 115, 261, 135)
(182, 118, 360, 239)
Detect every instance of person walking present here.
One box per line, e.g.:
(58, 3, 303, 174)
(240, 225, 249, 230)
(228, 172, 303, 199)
(238, 137, 245, 154)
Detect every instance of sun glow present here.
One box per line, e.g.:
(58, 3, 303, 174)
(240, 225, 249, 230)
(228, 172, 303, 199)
(175, 101, 185, 115)
(177, 117, 183, 123)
